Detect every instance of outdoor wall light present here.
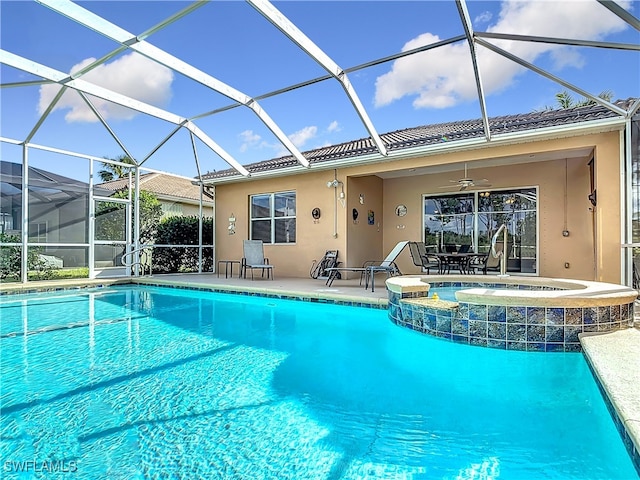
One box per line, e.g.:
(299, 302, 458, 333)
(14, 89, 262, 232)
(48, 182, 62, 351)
(228, 213, 236, 235)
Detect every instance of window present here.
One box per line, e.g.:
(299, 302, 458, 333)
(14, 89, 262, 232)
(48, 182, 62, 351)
(28, 222, 47, 243)
(423, 188, 537, 274)
(250, 191, 296, 244)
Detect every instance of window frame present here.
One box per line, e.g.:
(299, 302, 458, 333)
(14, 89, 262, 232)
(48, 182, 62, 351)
(422, 187, 539, 274)
(249, 190, 297, 244)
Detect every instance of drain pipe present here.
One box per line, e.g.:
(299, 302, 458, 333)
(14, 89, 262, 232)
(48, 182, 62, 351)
(491, 224, 509, 278)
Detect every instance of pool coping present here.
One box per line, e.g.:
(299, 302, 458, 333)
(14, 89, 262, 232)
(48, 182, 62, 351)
(0, 277, 388, 309)
(580, 328, 640, 475)
(386, 274, 639, 307)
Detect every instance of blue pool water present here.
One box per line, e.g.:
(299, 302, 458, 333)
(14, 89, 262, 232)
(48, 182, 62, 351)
(0, 285, 637, 479)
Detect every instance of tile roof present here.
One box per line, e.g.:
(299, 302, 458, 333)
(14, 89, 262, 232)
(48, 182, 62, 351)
(202, 99, 636, 181)
(98, 173, 205, 202)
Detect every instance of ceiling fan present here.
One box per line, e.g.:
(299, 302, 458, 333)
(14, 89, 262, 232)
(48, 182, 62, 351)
(439, 163, 491, 191)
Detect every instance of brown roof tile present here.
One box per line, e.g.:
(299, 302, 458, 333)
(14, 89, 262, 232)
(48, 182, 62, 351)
(202, 99, 635, 181)
(98, 173, 204, 202)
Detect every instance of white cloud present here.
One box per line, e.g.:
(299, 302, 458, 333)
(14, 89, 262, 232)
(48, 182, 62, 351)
(375, 0, 631, 109)
(239, 130, 262, 152)
(474, 11, 493, 25)
(288, 125, 318, 148)
(327, 120, 340, 133)
(38, 52, 173, 122)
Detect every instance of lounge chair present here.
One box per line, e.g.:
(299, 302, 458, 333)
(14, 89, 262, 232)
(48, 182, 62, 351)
(241, 240, 274, 280)
(325, 241, 408, 292)
(408, 241, 441, 274)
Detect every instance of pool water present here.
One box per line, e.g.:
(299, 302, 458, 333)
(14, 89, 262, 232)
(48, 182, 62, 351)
(428, 286, 462, 301)
(0, 285, 637, 479)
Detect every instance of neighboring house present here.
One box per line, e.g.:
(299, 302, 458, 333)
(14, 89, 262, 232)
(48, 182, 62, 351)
(0, 160, 111, 267)
(96, 172, 214, 218)
(206, 99, 639, 284)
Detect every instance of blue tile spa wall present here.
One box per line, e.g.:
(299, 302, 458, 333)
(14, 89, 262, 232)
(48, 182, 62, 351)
(388, 287, 635, 353)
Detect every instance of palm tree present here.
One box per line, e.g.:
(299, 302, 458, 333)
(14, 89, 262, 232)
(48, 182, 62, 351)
(537, 90, 614, 112)
(98, 154, 136, 182)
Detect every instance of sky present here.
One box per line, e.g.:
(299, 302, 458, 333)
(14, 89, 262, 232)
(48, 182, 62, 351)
(1, 0, 639, 181)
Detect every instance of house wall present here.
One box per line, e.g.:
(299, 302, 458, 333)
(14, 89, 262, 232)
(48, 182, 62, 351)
(215, 170, 348, 277)
(383, 158, 595, 279)
(213, 129, 623, 283)
(345, 176, 384, 277)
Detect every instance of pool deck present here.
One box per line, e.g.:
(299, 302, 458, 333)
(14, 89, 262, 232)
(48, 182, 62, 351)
(581, 328, 640, 470)
(1, 272, 639, 469)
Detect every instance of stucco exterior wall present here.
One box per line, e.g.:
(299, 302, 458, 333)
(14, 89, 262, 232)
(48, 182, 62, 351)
(213, 129, 623, 283)
(215, 170, 348, 278)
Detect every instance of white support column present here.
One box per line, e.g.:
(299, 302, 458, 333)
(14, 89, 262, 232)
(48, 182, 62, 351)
(133, 167, 140, 276)
(198, 184, 203, 274)
(20, 145, 29, 283)
(88, 159, 95, 279)
(622, 120, 632, 285)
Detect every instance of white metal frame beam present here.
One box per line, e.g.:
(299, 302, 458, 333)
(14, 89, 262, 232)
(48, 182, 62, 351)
(0, 49, 250, 176)
(597, 0, 640, 31)
(473, 39, 628, 116)
(456, 0, 491, 141)
(247, 0, 388, 157)
(37, 0, 310, 168)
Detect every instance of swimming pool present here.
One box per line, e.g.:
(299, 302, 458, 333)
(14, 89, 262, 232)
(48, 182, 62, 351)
(1, 285, 637, 479)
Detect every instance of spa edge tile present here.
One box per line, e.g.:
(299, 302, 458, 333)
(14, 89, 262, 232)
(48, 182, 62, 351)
(436, 317, 452, 333)
(545, 326, 564, 343)
(526, 342, 546, 352)
(451, 318, 469, 335)
(469, 337, 488, 347)
(507, 341, 527, 351)
(565, 308, 583, 325)
(597, 306, 611, 323)
(469, 320, 487, 338)
(610, 304, 621, 323)
(526, 325, 545, 342)
(469, 304, 488, 321)
(487, 339, 506, 349)
(583, 307, 598, 324)
(545, 343, 565, 352)
(506, 324, 527, 342)
(487, 322, 506, 340)
(506, 306, 527, 324)
(488, 305, 506, 323)
(452, 334, 469, 344)
(546, 307, 564, 326)
(526, 306, 545, 325)
(563, 343, 582, 352)
(564, 326, 582, 343)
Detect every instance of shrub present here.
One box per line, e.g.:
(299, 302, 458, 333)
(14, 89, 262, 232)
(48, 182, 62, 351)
(152, 216, 213, 273)
(0, 233, 57, 281)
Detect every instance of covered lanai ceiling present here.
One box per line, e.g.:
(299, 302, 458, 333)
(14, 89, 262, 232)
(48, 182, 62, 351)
(1, 0, 639, 182)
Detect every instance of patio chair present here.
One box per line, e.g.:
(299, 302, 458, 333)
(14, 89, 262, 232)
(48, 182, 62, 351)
(310, 250, 340, 279)
(325, 240, 408, 291)
(241, 240, 274, 280)
(408, 241, 442, 274)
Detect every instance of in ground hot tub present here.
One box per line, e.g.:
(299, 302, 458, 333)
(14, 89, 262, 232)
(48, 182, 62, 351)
(386, 275, 637, 352)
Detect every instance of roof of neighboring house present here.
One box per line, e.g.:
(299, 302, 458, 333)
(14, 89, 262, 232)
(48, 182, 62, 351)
(201, 99, 637, 181)
(1, 160, 111, 197)
(98, 172, 210, 204)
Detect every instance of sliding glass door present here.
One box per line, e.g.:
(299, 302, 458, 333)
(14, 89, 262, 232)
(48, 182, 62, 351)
(423, 188, 538, 274)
